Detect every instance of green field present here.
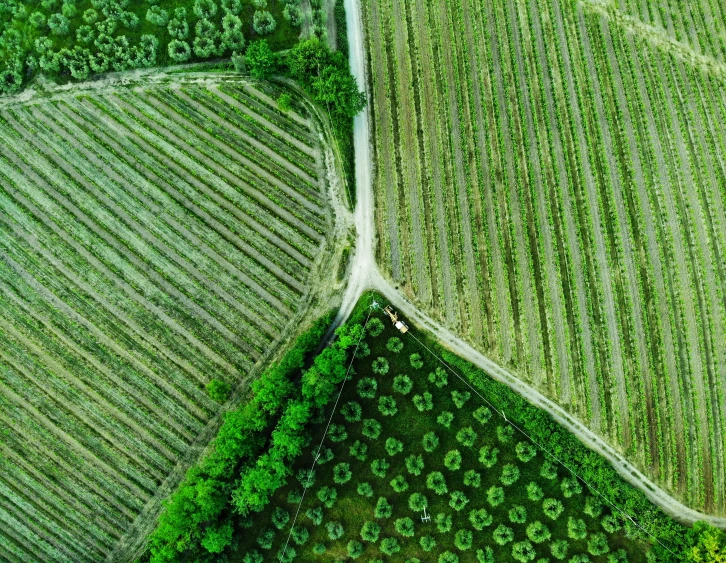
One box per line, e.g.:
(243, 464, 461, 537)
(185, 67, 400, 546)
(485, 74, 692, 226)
(0, 75, 337, 563)
(363, 0, 726, 514)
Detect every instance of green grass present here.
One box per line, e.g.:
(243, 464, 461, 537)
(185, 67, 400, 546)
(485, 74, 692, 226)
(230, 309, 648, 562)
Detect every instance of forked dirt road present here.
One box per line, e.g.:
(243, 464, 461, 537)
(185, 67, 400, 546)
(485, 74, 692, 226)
(340, 0, 726, 530)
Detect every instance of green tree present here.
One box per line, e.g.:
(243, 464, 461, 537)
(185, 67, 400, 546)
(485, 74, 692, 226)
(542, 498, 564, 520)
(387, 336, 404, 352)
(168, 39, 191, 62)
(366, 318, 385, 337)
(526, 482, 544, 502)
(393, 374, 413, 394)
(374, 497, 392, 519)
(500, 463, 520, 486)
(385, 437, 404, 456)
(405, 454, 424, 476)
(444, 449, 462, 471)
(245, 39, 276, 79)
(587, 532, 610, 556)
(306, 507, 323, 525)
(409, 492, 428, 511)
(473, 406, 492, 425)
(455, 529, 473, 551)
(333, 462, 352, 484)
(469, 508, 493, 530)
(371, 458, 389, 478)
(567, 517, 587, 540)
(357, 378, 377, 399)
(372, 356, 389, 374)
(512, 540, 537, 562)
(421, 535, 437, 552)
(422, 431, 439, 452)
(561, 477, 583, 498)
(395, 517, 415, 537)
(360, 520, 380, 542)
(463, 470, 481, 488)
(451, 390, 471, 408)
(413, 391, 433, 411)
(516, 441, 537, 462)
(201, 519, 233, 553)
(439, 552, 459, 563)
(206, 379, 231, 402)
(410, 353, 424, 369)
(380, 537, 401, 556)
(48, 13, 69, 35)
(436, 512, 453, 533)
(449, 490, 469, 511)
(357, 482, 373, 497)
(347, 539, 364, 559)
(378, 395, 397, 416)
(456, 427, 477, 447)
(390, 474, 409, 493)
(479, 445, 499, 468)
(317, 486, 337, 508)
(551, 539, 569, 560)
(477, 547, 495, 563)
(487, 486, 505, 507)
(253, 10, 276, 34)
(291, 526, 309, 545)
(350, 440, 368, 461)
(362, 418, 382, 439)
(509, 505, 527, 524)
(272, 507, 290, 529)
(326, 521, 343, 540)
(493, 524, 514, 545)
(341, 401, 362, 422)
(526, 521, 551, 543)
(429, 367, 448, 387)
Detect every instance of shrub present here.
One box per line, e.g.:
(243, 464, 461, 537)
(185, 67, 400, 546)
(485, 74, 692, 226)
(328, 423, 347, 442)
(526, 482, 544, 502)
(385, 437, 403, 456)
(497, 425, 514, 443)
(487, 486, 505, 507)
(341, 401, 362, 422)
(469, 508, 493, 530)
(493, 524, 514, 545)
(473, 406, 492, 425)
(607, 549, 628, 563)
(253, 10, 276, 34)
(587, 532, 610, 556)
(360, 520, 380, 542)
(509, 505, 527, 524)
(326, 521, 343, 540)
(454, 529, 473, 551)
(451, 390, 471, 408)
(551, 539, 569, 560)
(306, 507, 323, 526)
(444, 449, 462, 471)
(500, 463, 520, 486)
(439, 552, 459, 563)
(567, 517, 587, 540)
(390, 474, 409, 493)
(357, 377, 377, 399)
(526, 521, 551, 543)
(601, 514, 622, 533)
(512, 540, 537, 563)
(393, 375, 413, 394)
(272, 507, 290, 529)
(516, 441, 537, 462)
(456, 427, 477, 447)
(374, 497, 392, 519)
(479, 445, 499, 468)
(542, 498, 564, 520)
(584, 495, 603, 518)
(372, 357, 389, 374)
(560, 477, 583, 498)
(378, 396, 397, 416)
(477, 547, 495, 563)
(380, 537, 400, 556)
(367, 318, 384, 337)
(408, 492, 428, 511)
(427, 471, 448, 495)
(257, 528, 275, 550)
(395, 517, 415, 537)
(291, 526, 309, 545)
(371, 458, 390, 478)
(387, 337, 404, 352)
(410, 353, 424, 369)
(357, 482, 373, 497)
(350, 440, 368, 461)
(435, 512, 452, 533)
(347, 540, 364, 559)
(437, 411, 454, 428)
(317, 486, 337, 508)
(405, 454, 424, 476)
(540, 459, 558, 480)
(422, 431, 439, 452)
(333, 463, 352, 484)
(413, 392, 433, 411)
(463, 470, 481, 488)
(449, 490, 469, 511)
(428, 367, 448, 387)
(420, 535, 437, 552)
(362, 418, 382, 439)
(312, 543, 326, 554)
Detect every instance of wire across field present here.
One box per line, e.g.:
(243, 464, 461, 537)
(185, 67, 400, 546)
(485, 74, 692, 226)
(0, 77, 333, 563)
(363, 0, 726, 515)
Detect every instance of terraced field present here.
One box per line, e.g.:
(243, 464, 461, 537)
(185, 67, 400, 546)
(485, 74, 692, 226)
(363, 0, 726, 515)
(0, 75, 337, 562)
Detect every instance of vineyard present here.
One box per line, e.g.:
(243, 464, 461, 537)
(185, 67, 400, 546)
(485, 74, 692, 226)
(0, 75, 338, 562)
(363, 0, 726, 515)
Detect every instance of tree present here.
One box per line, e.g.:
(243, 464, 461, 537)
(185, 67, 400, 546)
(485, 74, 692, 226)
(516, 441, 537, 462)
(477, 547, 495, 563)
(357, 377, 377, 399)
(201, 519, 233, 553)
(385, 437, 404, 456)
(436, 512, 453, 533)
(206, 379, 231, 402)
(509, 505, 527, 524)
(277, 546, 295, 562)
(420, 535, 437, 552)
(168, 40, 191, 62)
(570, 555, 592, 563)
(390, 474, 409, 493)
(500, 463, 520, 486)
(560, 477, 583, 498)
(393, 374, 413, 394)
(405, 454, 424, 476)
(374, 497, 392, 519)
(410, 353, 424, 369)
(245, 39, 276, 79)
(350, 440, 368, 461)
(551, 539, 569, 560)
(362, 418, 382, 439)
(438, 411, 455, 428)
(146, 5, 168, 26)
(455, 529, 473, 551)
(469, 508, 493, 530)
(243, 550, 264, 563)
(429, 367, 448, 387)
(427, 471, 448, 495)
(540, 459, 558, 480)
(333, 462, 352, 484)
(312, 543, 326, 554)
(567, 517, 587, 540)
(371, 458, 389, 478)
(526, 482, 544, 502)
(380, 537, 401, 556)
(317, 486, 337, 508)
(512, 540, 537, 563)
(347, 540, 364, 559)
(272, 507, 290, 529)
(584, 495, 603, 518)
(463, 470, 481, 488)
(372, 356, 389, 374)
(456, 427, 477, 447)
(283, 4, 301, 26)
(378, 395, 397, 416)
(526, 521, 551, 543)
(479, 445, 499, 468)
(607, 549, 628, 563)
(257, 528, 275, 550)
(29, 11, 46, 28)
(444, 449, 462, 471)
(291, 526, 309, 545)
(387, 336, 404, 352)
(449, 490, 469, 511)
(493, 524, 514, 546)
(487, 486, 505, 507)
(367, 318, 384, 337)
(497, 425, 514, 443)
(439, 552, 459, 563)
(168, 15, 189, 39)
(542, 498, 564, 520)
(361, 520, 380, 542)
(194, 0, 217, 18)
(341, 401, 362, 422)
(357, 482, 373, 498)
(328, 423, 347, 442)
(587, 532, 610, 556)
(451, 390, 471, 408)
(601, 514, 622, 533)
(422, 431, 439, 452)
(306, 507, 323, 525)
(473, 406, 492, 425)
(253, 10, 276, 34)
(409, 492, 428, 511)
(395, 517, 415, 537)
(413, 392, 433, 411)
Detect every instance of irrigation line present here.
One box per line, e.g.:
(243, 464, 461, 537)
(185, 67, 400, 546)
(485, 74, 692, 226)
(278, 306, 374, 561)
(405, 330, 680, 558)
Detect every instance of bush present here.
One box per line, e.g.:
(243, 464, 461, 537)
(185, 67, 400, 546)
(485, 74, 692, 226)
(454, 529, 473, 551)
(380, 537, 400, 556)
(516, 441, 537, 462)
(390, 474, 409, 493)
(328, 423, 347, 442)
(393, 375, 413, 394)
(378, 396, 397, 416)
(422, 431, 439, 452)
(526, 521, 551, 543)
(560, 477, 583, 498)
(291, 525, 309, 545)
(456, 427, 477, 447)
(493, 524, 514, 545)
(405, 454, 424, 476)
(371, 458, 389, 478)
(429, 367, 447, 387)
(360, 520, 380, 542)
(439, 552, 459, 563)
(385, 437, 404, 457)
(540, 459, 558, 480)
(357, 377, 377, 399)
(463, 470, 481, 488)
(362, 418, 382, 440)
(347, 540, 364, 559)
(449, 490, 469, 511)
(444, 449, 462, 471)
(395, 517, 415, 537)
(420, 535, 437, 552)
(387, 337, 404, 352)
(341, 401, 362, 422)
(469, 508, 493, 530)
(413, 392, 433, 411)
(567, 517, 587, 540)
(601, 514, 622, 533)
(477, 547, 495, 563)
(317, 486, 337, 508)
(312, 543, 326, 554)
(479, 445, 499, 468)
(306, 507, 323, 526)
(408, 492, 428, 511)
(438, 411, 454, 428)
(584, 496, 603, 518)
(551, 539, 569, 560)
(497, 425, 514, 443)
(500, 463, 520, 486)
(245, 39, 276, 79)
(451, 390, 471, 408)
(509, 505, 527, 524)
(473, 406, 492, 425)
(542, 497, 564, 520)
(410, 353, 424, 369)
(168, 39, 191, 62)
(350, 440, 368, 461)
(587, 532, 610, 556)
(367, 318, 384, 337)
(526, 482, 544, 502)
(326, 521, 344, 540)
(487, 486, 505, 507)
(272, 507, 290, 529)
(512, 540, 537, 563)
(257, 528, 275, 550)
(372, 357, 389, 375)
(357, 482, 373, 497)
(333, 462, 352, 484)
(374, 497, 392, 518)
(436, 512, 452, 533)
(206, 379, 231, 403)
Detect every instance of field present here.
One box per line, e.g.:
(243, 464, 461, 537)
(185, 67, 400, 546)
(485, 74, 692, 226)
(362, 0, 726, 514)
(0, 74, 338, 563)
(232, 308, 647, 562)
